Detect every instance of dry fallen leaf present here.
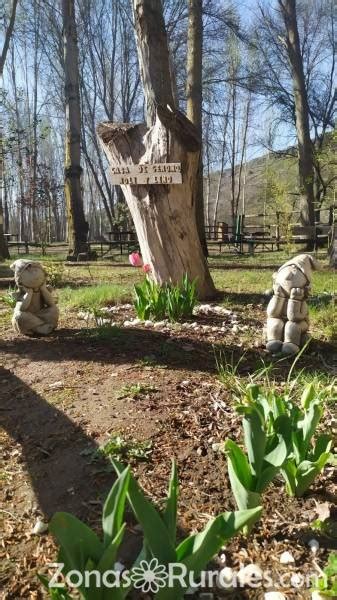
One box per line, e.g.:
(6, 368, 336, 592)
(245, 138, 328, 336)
(314, 500, 331, 521)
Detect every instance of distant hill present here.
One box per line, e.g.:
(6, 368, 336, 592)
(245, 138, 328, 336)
(205, 132, 336, 226)
(205, 151, 298, 226)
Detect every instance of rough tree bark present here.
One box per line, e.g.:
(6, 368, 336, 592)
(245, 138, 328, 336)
(0, 0, 18, 259)
(186, 0, 208, 256)
(62, 0, 88, 259)
(97, 0, 215, 299)
(278, 0, 316, 238)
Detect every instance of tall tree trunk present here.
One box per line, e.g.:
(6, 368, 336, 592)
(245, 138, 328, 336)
(62, 0, 88, 259)
(97, 0, 215, 299)
(186, 0, 207, 256)
(30, 0, 39, 242)
(279, 0, 316, 243)
(0, 0, 18, 259)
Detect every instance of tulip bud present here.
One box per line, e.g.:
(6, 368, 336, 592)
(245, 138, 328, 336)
(301, 383, 315, 410)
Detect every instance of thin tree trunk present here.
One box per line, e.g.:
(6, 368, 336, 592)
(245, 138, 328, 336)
(186, 0, 207, 256)
(62, 0, 88, 259)
(230, 82, 237, 226)
(97, 0, 215, 299)
(279, 0, 316, 242)
(0, 0, 18, 73)
(0, 0, 18, 259)
(235, 94, 251, 217)
(204, 115, 211, 228)
(213, 97, 231, 228)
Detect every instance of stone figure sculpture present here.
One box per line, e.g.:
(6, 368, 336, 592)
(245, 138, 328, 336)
(265, 254, 319, 355)
(11, 260, 59, 336)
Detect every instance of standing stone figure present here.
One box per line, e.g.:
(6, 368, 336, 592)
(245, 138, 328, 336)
(10, 260, 59, 336)
(265, 254, 319, 355)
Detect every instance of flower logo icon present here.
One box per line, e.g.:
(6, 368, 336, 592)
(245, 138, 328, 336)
(131, 558, 169, 593)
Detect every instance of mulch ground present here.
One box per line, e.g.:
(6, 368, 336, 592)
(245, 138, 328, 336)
(0, 302, 336, 599)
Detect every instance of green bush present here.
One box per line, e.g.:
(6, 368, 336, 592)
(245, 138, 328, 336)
(134, 274, 197, 322)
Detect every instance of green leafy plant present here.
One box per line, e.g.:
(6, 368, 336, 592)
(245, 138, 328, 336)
(113, 460, 262, 599)
(224, 384, 288, 521)
(43, 263, 64, 287)
(165, 274, 198, 322)
(96, 435, 152, 462)
(215, 350, 246, 393)
(134, 278, 166, 320)
(278, 383, 332, 497)
(0, 286, 17, 308)
(39, 466, 131, 599)
(117, 383, 158, 399)
(311, 519, 337, 539)
(225, 382, 332, 501)
(86, 307, 116, 327)
(311, 552, 337, 597)
(40, 462, 261, 599)
(133, 275, 197, 322)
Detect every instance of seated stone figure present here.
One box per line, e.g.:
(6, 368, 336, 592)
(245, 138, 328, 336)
(11, 260, 59, 336)
(265, 254, 319, 355)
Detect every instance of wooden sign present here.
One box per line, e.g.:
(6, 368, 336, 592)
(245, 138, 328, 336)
(110, 163, 182, 185)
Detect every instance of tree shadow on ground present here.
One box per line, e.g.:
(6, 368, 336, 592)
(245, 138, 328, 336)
(1, 326, 335, 378)
(0, 366, 115, 520)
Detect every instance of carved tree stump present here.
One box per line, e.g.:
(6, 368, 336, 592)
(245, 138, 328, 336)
(97, 107, 216, 299)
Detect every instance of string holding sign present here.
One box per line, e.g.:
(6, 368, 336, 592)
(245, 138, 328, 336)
(110, 163, 182, 185)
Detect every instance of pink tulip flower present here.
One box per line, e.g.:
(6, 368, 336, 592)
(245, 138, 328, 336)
(143, 263, 152, 273)
(129, 252, 143, 267)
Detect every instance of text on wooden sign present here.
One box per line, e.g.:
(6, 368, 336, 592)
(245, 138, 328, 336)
(110, 163, 182, 185)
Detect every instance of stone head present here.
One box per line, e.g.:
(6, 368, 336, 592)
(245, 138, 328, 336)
(10, 260, 46, 290)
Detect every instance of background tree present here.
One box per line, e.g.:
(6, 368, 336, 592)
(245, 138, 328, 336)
(278, 0, 315, 238)
(0, 0, 19, 259)
(186, 0, 207, 255)
(249, 0, 335, 220)
(1, 0, 334, 256)
(62, 0, 88, 258)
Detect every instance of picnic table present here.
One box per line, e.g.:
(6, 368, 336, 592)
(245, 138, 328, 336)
(98, 230, 138, 258)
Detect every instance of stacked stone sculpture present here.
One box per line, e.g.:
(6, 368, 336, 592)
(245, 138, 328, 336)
(265, 254, 319, 355)
(11, 260, 59, 336)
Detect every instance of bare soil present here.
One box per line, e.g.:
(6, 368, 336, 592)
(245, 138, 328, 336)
(0, 302, 336, 599)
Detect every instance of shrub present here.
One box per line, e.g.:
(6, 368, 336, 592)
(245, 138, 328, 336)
(43, 263, 64, 288)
